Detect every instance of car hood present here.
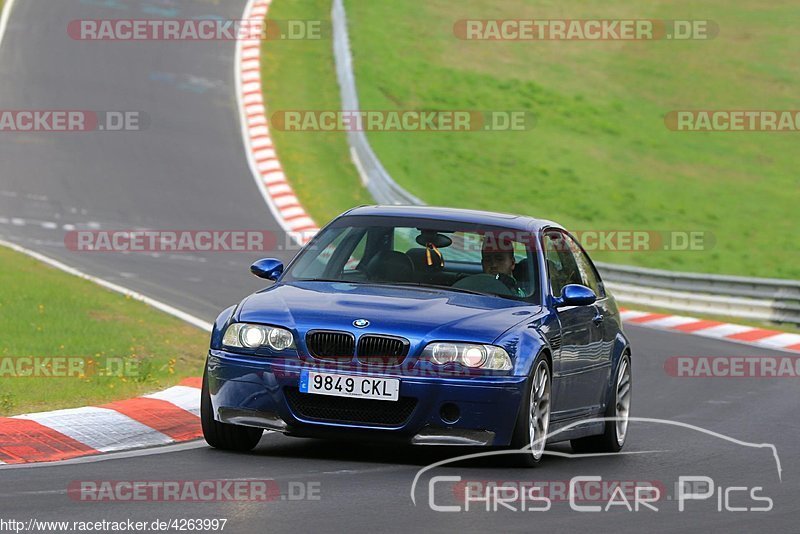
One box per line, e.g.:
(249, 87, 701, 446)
(236, 281, 541, 344)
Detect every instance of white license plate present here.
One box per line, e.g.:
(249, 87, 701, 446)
(299, 370, 399, 402)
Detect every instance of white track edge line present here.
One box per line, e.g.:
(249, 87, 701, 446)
(0, 441, 210, 470)
(0, 0, 17, 49)
(0, 239, 212, 332)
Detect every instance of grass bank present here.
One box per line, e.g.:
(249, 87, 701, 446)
(0, 246, 207, 415)
(262, 0, 798, 279)
(342, 0, 799, 279)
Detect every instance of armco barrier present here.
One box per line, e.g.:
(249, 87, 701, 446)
(330, 0, 799, 326)
(331, 0, 423, 205)
(598, 263, 800, 325)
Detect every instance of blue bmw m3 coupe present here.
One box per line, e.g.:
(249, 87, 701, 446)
(201, 205, 632, 465)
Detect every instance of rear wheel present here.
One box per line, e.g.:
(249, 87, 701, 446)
(201, 369, 263, 451)
(571, 353, 631, 454)
(508, 355, 551, 466)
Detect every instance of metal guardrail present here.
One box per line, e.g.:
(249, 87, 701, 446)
(598, 262, 800, 325)
(331, 0, 423, 206)
(330, 0, 800, 326)
(595, 262, 800, 302)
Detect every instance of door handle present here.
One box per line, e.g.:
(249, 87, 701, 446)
(592, 313, 604, 326)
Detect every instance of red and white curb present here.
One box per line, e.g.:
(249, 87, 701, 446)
(0, 241, 210, 466)
(620, 308, 800, 353)
(237, 0, 319, 245)
(0, 378, 202, 465)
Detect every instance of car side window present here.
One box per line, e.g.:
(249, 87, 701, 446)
(563, 233, 604, 297)
(543, 231, 583, 297)
(565, 236, 605, 298)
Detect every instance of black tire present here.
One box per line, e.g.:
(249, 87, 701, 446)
(201, 368, 263, 452)
(507, 354, 552, 467)
(571, 353, 631, 454)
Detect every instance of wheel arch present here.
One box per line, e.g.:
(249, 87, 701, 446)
(604, 332, 632, 410)
(209, 304, 237, 350)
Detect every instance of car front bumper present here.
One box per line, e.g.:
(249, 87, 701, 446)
(207, 350, 528, 446)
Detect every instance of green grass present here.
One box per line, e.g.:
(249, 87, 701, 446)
(262, 0, 798, 279)
(261, 0, 372, 225)
(0, 246, 208, 416)
(342, 0, 800, 279)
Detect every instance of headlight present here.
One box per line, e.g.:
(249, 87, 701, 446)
(241, 325, 266, 348)
(222, 323, 295, 351)
(430, 343, 459, 365)
(421, 342, 512, 371)
(268, 327, 294, 350)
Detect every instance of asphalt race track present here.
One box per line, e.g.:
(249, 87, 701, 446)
(0, 0, 293, 317)
(0, 1, 797, 532)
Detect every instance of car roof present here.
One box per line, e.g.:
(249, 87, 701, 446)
(342, 205, 562, 233)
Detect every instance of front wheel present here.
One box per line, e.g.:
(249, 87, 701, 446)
(201, 369, 263, 452)
(571, 353, 631, 454)
(508, 355, 552, 467)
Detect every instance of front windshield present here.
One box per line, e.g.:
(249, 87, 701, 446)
(285, 216, 539, 301)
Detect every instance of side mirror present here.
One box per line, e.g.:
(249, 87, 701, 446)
(555, 284, 596, 308)
(250, 258, 284, 281)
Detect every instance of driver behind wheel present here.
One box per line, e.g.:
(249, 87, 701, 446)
(481, 238, 526, 297)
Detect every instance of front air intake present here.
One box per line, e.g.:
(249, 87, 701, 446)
(356, 335, 409, 366)
(305, 330, 355, 360)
